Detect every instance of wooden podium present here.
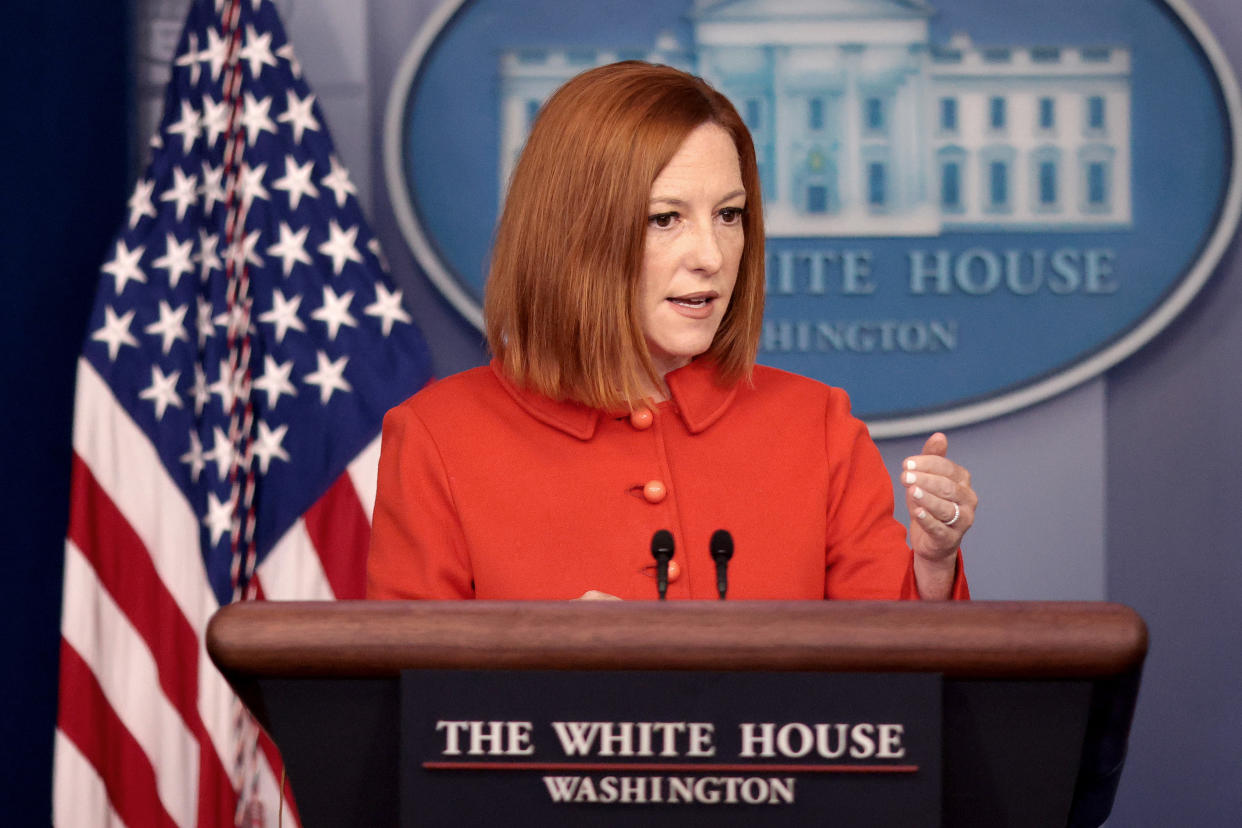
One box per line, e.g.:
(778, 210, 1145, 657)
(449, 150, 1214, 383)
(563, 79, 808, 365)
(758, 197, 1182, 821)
(207, 601, 1146, 827)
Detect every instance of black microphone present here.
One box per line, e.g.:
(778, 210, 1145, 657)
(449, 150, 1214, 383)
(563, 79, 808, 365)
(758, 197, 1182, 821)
(710, 529, 733, 600)
(651, 529, 675, 600)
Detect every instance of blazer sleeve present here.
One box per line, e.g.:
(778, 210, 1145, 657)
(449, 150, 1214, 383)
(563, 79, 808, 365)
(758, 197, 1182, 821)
(821, 387, 969, 600)
(366, 402, 475, 599)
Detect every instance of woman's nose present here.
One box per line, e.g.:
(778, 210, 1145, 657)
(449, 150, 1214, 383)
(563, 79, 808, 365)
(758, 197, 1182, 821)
(684, 222, 723, 274)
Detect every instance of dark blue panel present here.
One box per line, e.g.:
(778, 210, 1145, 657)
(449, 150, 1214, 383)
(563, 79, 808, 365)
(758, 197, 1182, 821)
(0, 3, 130, 820)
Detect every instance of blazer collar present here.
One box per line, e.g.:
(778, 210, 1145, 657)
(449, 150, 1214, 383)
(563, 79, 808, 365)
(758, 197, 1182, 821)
(664, 357, 740, 434)
(490, 358, 739, 440)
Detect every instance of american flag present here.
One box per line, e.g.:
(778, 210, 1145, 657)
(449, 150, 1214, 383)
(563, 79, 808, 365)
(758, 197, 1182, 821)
(53, 0, 432, 824)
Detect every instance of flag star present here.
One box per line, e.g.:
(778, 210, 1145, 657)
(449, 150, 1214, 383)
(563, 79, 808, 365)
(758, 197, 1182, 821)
(203, 490, 236, 546)
(317, 220, 362, 276)
(251, 420, 291, 473)
(160, 166, 198, 222)
(91, 306, 139, 361)
(238, 162, 270, 208)
(197, 230, 222, 282)
(199, 26, 229, 82)
(367, 237, 389, 270)
(259, 290, 307, 343)
(226, 229, 264, 272)
(252, 355, 297, 408)
(199, 162, 226, 214)
(174, 31, 201, 86)
(272, 155, 319, 209)
(209, 359, 239, 414)
(201, 96, 230, 149)
(320, 156, 357, 207)
(144, 300, 190, 354)
(276, 42, 302, 78)
(241, 92, 277, 147)
(138, 365, 183, 421)
(196, 296, 216, 347)
(165, 100, 202, 155)
(180, 429, 206, 482)
(240, 25, 279, 79)
(311, 285, 358, 340)
(152, 232, 196, 289)
(303, 350, 352, 404)
(365, 283, 412, 336)
(101, 240, 146, 296)
(267, 222, 312, 276)
(213, 298, 254, 339)
(191, 363, 209, 415)
(277, 90, 319, 144)
(127, 178, 157, 229)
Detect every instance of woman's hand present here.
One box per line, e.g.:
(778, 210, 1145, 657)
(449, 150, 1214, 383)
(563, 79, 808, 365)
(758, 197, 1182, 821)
(900, 432, 977, 599)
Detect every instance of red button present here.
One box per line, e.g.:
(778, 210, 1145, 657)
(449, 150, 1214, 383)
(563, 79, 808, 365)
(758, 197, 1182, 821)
(643, 480, 666, 503)
(630, 408, 654, 430)
(667, 559, 681, 583)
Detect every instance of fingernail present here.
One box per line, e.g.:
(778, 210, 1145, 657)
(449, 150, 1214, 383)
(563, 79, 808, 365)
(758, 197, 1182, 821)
(904, 472, 916, 485)
(916, 509, 927, 519)
(913, 487, 924, 500)
(905, 460, 917, 471)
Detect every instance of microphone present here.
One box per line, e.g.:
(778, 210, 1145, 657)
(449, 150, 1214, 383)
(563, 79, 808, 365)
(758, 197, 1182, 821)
(651, 529, 675, 600)
(710, 529, 733, 600)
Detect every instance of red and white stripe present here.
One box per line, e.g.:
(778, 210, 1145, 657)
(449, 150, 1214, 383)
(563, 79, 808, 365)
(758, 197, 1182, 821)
(54, 358, 377, 826)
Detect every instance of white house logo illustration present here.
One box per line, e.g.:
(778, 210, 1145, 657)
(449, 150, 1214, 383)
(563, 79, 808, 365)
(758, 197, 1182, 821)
(498, 0, 1133, 239)
(386, 0, 1240, 435)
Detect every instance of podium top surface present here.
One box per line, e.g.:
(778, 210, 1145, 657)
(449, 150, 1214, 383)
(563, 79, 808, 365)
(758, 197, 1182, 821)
(207, 600, 1146, 680)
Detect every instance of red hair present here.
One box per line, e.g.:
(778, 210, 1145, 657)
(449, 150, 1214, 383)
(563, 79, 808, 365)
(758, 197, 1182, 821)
(484, 61, 765, 408)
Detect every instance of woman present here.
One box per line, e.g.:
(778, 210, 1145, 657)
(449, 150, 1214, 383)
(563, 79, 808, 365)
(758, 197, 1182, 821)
(367, 62, 975, 602)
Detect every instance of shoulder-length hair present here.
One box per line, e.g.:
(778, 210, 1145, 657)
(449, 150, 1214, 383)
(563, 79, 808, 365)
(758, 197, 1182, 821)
(484, 61, 765, 409)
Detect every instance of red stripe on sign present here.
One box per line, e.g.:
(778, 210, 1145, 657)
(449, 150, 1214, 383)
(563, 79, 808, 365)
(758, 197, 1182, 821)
(58, 640, 182, 828)
(67, 454, 240, 826)
(422, 761, 920, 773)
(303, 471, 370, 598)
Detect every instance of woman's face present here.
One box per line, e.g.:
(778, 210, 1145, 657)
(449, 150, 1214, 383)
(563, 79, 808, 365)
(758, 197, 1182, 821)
(636, 122, 746, 380)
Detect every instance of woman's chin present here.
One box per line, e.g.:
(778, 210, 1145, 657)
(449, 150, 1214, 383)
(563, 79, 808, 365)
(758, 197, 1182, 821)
(648, 341, 713, 374)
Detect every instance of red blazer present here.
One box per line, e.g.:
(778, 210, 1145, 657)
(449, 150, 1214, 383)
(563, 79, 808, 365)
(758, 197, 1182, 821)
(367, 359, 968, 601)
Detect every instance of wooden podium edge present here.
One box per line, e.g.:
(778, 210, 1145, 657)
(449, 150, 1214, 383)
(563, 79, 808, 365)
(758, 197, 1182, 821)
(206, 600, 1148, 681)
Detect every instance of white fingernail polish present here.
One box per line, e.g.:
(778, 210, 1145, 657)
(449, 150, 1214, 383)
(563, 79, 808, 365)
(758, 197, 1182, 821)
(905, 472, 916, 485)
(906, 460, 917, 471)
(916, 509, 927, 519)
(913, 487, 924, 500)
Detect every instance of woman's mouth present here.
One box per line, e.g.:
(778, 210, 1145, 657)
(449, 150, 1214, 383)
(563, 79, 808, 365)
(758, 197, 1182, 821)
(666, 293, 718, 318)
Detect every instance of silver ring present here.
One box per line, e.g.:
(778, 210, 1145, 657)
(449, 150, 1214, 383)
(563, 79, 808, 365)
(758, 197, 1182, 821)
(943, 502, 961, 527)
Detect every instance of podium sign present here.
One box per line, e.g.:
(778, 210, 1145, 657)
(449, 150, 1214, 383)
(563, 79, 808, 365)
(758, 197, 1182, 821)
(400, 670, 941, 827)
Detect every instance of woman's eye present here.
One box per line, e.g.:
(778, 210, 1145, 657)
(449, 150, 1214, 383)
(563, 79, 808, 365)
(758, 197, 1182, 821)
(648, 212, 679, 229)
(719, 207, 745, 225)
